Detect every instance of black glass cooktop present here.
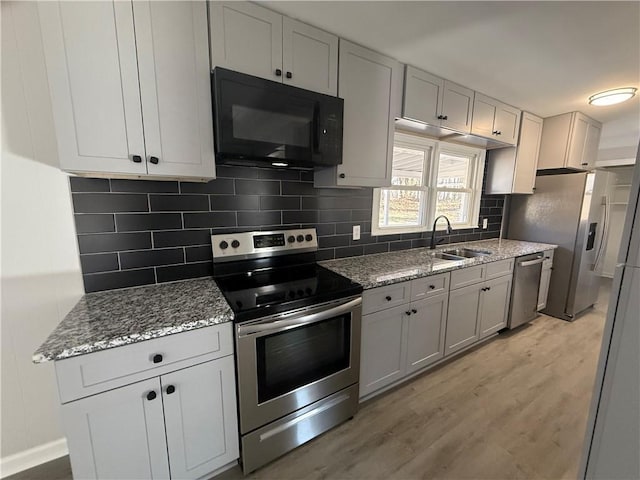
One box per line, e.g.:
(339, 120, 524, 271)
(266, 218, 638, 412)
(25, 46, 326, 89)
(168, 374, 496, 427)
(214, 263, 362, 323)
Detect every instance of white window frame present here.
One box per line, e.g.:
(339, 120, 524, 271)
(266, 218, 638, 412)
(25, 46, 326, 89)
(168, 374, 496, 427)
(429, 142, 486, 230)
(372, 133, 486, 236)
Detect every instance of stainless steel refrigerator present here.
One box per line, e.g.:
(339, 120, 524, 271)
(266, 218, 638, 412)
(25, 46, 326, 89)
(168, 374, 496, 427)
(507, 171, 608, 320)
(580, 146, 639, 479)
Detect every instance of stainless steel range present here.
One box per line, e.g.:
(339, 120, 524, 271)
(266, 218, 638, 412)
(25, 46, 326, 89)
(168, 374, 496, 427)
(211, 228, 363, 473)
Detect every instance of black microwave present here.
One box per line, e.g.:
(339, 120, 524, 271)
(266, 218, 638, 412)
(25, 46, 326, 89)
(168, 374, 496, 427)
(211, 68, 343, 169)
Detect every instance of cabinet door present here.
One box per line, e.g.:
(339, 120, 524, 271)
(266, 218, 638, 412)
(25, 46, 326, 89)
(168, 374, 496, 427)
(479, 275, 512, 338)
(445, 282, 482, 355)
(61, 378, 169, 480)
(567, 113, 590, 169)
(405, 294, 448, 374)
(209, 2, 282, 82)
(512, 112, 543, 194)
(162, 357, 239, 479)
(471, 92, 498, 138)
(583, 121, 602, 170)
(360, 305, 407, 397)
(133, 1, 215, 179)
(336, 40, 401, 187)
(38, 1, 146, 175)
(495, 103, 521, 146)
(440, 80, 474, 134)
(282, 17, 338, 96)
(538, 267, 552, 311)
(403, 66, 443, 125)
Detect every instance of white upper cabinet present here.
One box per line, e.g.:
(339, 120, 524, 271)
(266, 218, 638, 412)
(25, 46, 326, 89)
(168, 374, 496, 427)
(485, 111, 543, 194)
(441, 80, 475, 134)
(315, 40, 401, 187)
(209, 2, 283, 82)
(39, 1, 215, 180)
(210, 2, 338, 96)
(471, 93, 521, 146)
(537, 111, 602, 171)
(134, 1, 215, 179)
(282, 17, 338, 95)
(402, 66, 473, 134)
(39, 1, 146, 176)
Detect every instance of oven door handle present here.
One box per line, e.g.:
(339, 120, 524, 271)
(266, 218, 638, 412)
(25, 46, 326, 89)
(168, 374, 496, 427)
(237, 297, 362, 337)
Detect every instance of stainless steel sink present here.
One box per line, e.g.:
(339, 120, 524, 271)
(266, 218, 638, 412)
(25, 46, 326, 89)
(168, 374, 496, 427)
(431, 252, 467, 261)
(442, 248, 492, 258)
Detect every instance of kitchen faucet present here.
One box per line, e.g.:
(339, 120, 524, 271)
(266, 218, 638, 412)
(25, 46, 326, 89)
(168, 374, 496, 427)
(430, 215, 453, 249)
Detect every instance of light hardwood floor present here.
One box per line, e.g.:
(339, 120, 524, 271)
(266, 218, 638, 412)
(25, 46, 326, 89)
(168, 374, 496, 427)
(8, 281, 610, 480)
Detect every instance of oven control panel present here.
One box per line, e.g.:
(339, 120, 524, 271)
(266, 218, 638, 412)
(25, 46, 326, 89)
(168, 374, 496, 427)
(211, 228, 318, 262)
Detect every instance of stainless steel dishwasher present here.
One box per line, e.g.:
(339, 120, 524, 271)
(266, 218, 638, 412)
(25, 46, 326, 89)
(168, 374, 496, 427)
(508, 253, 545, 329)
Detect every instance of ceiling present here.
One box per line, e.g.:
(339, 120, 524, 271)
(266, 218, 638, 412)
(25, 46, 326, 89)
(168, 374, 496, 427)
(265, 1, 640, 148)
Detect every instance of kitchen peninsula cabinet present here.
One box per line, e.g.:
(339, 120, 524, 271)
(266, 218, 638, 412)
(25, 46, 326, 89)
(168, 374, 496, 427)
(402, 66, 475, 134)
(210, 2, 338, 95)
(57, 324, 239, 480)
(315, 40, 401, 188)
(39, 1, 215, 180)
(485, 112, 543, 194)
(538, 111, 602, 171)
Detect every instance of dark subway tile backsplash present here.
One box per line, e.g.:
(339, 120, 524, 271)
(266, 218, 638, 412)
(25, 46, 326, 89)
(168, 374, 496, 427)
(70, 166, 504, 292)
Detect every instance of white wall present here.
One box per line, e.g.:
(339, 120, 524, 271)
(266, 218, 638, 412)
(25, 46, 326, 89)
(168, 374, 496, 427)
(1, 2, 84, 476)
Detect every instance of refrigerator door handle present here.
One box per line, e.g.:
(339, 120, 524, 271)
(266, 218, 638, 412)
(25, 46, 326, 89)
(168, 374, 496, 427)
(593, 195, 610, 271)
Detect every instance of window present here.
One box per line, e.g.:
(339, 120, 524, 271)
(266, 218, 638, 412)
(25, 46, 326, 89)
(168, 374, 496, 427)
(372, 133, 485, 236)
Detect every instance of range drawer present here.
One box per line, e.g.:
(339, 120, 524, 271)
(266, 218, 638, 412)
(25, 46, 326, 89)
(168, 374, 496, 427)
(411, 273, 450, 301)
(363, 281, 411, 315)
(56, 323, 233, 403)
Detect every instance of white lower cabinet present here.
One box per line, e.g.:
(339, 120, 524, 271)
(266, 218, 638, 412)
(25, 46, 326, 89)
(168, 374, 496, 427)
(445, 262, 514, 355)
(360, 277, 449, 398)
(62, 378, 170, 480)
(445, 283, 483, 355)
(478, 275, 513, 338)
(360, 304, 407, 397)
(58, 324, 239, 480)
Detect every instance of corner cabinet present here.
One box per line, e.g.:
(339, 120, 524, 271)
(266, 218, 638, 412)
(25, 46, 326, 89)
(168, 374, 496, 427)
(56, 324, 239, 480)
(485, 112, 544, 194)
(537, 111, 602, 171)
(314, 40, 401, 188)
(39, 1, 215, 180)
(210, 2, 338, 96)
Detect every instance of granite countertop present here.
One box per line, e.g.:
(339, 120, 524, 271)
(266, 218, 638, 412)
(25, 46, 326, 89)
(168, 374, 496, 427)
(319, 239, 557, 289)
(33, 278, 233, 364)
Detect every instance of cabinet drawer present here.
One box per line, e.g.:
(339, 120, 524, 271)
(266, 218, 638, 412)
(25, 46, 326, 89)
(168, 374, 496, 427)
(411, 273, 450, 301)
(363, 282, 411, 315)
(56, 323, 233, 403)
(485, 258, 515, 279)
(450, 265, 486, 290)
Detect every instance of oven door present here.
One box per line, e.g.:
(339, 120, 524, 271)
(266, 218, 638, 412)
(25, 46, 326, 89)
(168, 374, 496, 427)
(235, 296, 361, 434)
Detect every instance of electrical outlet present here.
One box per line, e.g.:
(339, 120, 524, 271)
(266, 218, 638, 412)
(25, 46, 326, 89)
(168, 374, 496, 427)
(482, 218, 488, 229)
(353, 225, 361, 240)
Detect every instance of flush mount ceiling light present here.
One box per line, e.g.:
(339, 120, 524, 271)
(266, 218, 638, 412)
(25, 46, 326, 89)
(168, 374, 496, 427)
(588, 87, 637, 106)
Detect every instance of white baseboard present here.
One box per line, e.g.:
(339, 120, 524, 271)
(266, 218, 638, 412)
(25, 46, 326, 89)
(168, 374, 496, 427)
(0, 438, 68, 478)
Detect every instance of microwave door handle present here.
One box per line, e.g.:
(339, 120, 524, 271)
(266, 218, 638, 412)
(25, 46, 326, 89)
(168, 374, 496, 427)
(237, 297, 361, 337)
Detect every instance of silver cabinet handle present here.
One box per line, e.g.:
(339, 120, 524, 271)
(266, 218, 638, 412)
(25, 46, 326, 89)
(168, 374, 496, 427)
(519, 257, 545, 267)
